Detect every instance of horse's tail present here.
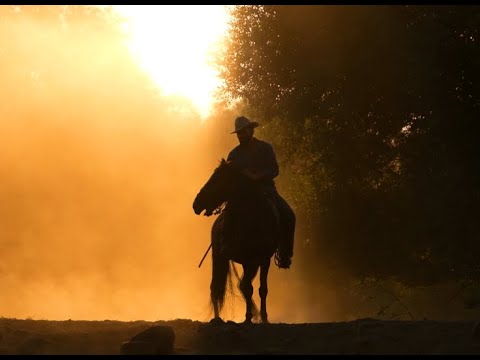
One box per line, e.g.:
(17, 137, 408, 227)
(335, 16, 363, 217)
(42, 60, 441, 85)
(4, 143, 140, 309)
(210, 243, 231, 314)
(210, 214, 232, 315)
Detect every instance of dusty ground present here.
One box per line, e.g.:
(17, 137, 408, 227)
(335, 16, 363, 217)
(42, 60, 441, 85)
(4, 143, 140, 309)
(1, 317, 480, 355)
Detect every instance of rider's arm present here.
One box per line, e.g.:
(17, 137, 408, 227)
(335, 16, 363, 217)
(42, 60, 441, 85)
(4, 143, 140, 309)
(259, 143, 279, 180)
(248, 143, 279, 181)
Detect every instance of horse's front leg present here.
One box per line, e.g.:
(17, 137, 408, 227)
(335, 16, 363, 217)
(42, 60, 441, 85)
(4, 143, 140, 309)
(240, 264, 259, 324)
(210, 290, 220, 319)
(259, 258, 271, 323)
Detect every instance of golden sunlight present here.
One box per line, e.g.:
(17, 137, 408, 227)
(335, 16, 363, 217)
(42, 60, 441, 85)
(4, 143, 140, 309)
(113, 5, 230, 118)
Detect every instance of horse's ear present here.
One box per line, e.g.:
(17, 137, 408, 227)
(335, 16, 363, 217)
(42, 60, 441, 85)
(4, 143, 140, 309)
(221, 158, 227, 165)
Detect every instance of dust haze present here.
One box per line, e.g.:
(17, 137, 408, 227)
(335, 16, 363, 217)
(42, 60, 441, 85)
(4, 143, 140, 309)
(0, 5, 344, 323)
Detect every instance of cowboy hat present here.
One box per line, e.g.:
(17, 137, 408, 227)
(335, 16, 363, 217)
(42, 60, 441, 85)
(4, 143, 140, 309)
(231, 116, 259, 134)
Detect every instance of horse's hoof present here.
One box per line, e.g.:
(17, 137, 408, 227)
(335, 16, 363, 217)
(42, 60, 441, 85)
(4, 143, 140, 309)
(261, 318, 269, 324)
(242, 319, 253, 325)
(209, 317, 225, 325)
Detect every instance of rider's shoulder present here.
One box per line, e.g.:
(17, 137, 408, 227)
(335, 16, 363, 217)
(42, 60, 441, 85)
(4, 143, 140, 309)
(228, 144, 240, 158)
(229, 144, 241, 153)
(254, 138, 275, 150)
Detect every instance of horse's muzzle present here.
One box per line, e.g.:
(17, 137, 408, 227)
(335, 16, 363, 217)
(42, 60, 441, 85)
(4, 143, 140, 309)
(193, 195, 204, 215)
(193, 203, 203, 215)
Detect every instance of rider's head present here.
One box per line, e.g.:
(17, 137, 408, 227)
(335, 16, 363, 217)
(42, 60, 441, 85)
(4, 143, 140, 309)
(231, 116, 258, 144)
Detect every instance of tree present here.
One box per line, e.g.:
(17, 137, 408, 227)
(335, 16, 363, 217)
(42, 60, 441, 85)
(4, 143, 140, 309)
(217, 5, 480, 285)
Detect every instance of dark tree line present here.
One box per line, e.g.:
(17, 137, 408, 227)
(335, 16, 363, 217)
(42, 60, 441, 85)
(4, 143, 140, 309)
(216, 5, 480, 285)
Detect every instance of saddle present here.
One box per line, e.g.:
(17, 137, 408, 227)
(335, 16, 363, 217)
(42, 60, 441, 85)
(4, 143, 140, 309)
(219, 192, 280, 262)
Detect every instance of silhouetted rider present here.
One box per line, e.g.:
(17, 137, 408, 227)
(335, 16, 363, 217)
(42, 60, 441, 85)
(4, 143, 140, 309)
(226, 116, 296, 269)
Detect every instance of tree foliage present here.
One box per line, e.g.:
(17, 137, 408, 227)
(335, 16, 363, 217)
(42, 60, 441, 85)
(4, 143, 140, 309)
(217, 5, 480, 285)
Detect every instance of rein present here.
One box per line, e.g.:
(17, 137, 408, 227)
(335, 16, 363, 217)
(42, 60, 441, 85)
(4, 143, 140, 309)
(212, 202, 227, 215)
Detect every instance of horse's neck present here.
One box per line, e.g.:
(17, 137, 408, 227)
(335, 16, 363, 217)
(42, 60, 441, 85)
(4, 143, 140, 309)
(236, 174, 259, 192)
(228, 182, 265, 210)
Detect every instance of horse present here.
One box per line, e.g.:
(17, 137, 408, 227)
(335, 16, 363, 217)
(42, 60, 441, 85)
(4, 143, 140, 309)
(192, 159, 282, 324)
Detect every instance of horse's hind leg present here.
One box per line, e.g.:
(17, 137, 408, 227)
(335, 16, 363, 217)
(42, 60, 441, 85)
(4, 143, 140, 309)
(259, 258, 270, 323)
(240, 263, 259, 324)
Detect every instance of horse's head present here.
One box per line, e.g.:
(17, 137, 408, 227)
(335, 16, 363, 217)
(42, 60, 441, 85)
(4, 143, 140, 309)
(193, 159, 238, 216)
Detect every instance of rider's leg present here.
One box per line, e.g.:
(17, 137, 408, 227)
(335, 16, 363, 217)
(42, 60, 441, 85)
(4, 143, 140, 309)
(274, 193, 296, 268)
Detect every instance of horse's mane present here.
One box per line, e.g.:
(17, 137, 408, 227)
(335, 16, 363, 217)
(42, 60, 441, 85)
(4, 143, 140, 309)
(215, 158, 254, 182)
(216, 158, 234, 170)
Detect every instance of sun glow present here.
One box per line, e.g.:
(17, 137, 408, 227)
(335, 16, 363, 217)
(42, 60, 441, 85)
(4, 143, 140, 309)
(113, 5, 230, 118)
